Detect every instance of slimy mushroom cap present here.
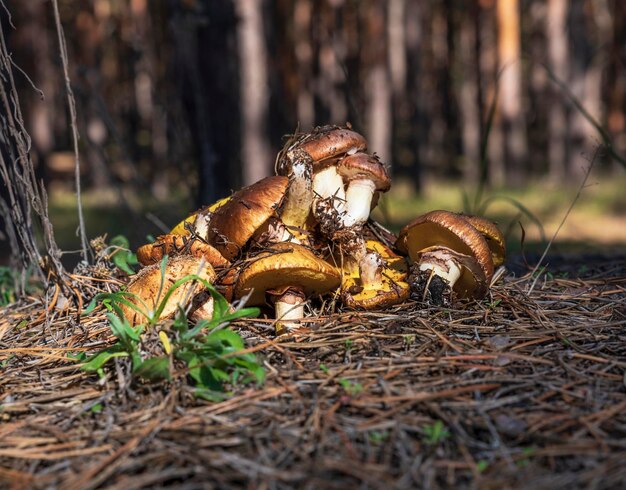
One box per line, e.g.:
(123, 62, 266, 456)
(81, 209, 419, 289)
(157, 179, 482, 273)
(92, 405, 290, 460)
(208, 176, 289, 260)
(235, 242, 341, 306)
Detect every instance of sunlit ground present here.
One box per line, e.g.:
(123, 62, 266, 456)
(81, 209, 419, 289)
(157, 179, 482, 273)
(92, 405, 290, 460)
(373, 171, 626, 256)
(47, 170, 626, 266)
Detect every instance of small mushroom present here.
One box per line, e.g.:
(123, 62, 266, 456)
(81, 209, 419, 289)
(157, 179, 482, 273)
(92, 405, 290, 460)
(121, 255, 217, 326)
(341, 240, 410, 310)
(208, 176, 289, 260)
(336, 152, 391, 228)
(234, 242, 341, 334)
(396, 210, 494, 305)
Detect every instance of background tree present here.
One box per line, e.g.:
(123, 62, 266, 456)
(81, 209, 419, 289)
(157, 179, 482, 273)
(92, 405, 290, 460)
(2, 0, 625, 261)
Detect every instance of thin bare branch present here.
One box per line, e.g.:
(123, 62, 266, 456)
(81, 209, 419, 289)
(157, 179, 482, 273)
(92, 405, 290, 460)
(50, 0, 90, 262)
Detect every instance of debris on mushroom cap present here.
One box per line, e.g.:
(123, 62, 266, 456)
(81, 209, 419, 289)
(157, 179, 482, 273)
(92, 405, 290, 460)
(337, 152, 391, 191)
(121, 255, 217, 326)
(341, 240, 410, 310)
(461, 214, 506, 268)
(169, 196, 231, 237)
(396, 209, 494, 283)
(330, 227, 368, 274)
(234, 242, 341, 306)
(300, 126, 368, 163)
(251, 217, 305, 247)
(136, 234, 230, 268)
(276, 125, 367, 175)
(208, 176, 289, 261)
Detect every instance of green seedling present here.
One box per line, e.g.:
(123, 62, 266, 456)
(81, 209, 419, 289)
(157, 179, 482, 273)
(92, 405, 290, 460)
(338, 378, 363, 396)
(516, 447, 535, 468)
(422, 420, 450, 445)
(368, 431, 389, 444)
(487, 299, 502, 309)
(108, 235, 140, 275)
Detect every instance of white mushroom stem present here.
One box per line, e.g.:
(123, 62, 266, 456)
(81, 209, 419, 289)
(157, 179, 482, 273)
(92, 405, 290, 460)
(274, 289, 306, 333)
(417, 249, 463, 289)
(358, 250, 384, 289)
(192, 212, 212, 239)
(190, 295, 215, 323)
(312, 166, 346, 214)
(281, 158, 313, 228)
(342, 179, 377, 228)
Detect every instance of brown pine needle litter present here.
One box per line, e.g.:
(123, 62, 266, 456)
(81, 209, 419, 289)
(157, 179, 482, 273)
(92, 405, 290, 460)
(1, 256, 625, 489)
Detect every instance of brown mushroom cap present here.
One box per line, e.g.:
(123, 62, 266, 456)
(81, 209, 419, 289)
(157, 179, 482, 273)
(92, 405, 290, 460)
(461, 214, 506, 268)
(208, 176, 289, 260)
(337, 152, 391, 192)
(396, 210, 494, 282)
(276, 126, 367, 175)
(234, 242, 341, 306)
(136, 234, 230, 268)
(121, 255, 216, 326)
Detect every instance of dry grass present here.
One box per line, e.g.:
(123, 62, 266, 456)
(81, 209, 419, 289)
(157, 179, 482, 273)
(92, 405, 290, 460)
(1, 256, 625, 489)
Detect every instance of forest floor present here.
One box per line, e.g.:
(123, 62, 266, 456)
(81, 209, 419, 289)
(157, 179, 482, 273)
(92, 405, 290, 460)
(1, 250, 625, 489)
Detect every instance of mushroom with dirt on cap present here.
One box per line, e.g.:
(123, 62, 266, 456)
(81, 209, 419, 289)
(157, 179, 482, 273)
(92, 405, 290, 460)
(277, 125, 368, 234)
(396, 210, 496, 305)
(234, 242, 341, 334)
(207, 176, 289, 260)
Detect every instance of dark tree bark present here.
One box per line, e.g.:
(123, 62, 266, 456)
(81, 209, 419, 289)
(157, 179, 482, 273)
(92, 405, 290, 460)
(171, 0, 240, 206)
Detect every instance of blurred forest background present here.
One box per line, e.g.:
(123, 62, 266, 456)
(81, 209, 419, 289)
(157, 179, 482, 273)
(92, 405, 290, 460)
(2, 0, 626, 262)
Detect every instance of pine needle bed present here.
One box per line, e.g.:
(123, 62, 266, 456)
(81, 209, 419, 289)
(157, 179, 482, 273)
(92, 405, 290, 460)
(1, 256, 625, 489)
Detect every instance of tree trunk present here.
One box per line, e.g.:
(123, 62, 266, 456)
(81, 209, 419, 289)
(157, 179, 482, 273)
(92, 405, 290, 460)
(294, 0, 314, 130)
(171, 1, 240, 205)
(607, 0, 626, 169)
(546, 0, 569, 181)
(236, 0, 271, 185)
(363, 0, 391, 165)
(479, 2, 504, 187)
(457, 1, 481, 185)
(494, 0, 527, 186)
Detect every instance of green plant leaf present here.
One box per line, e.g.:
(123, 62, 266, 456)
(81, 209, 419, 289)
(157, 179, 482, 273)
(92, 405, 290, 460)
(82, 345, 128, 372)
(205, 328, 245, 350)
(110, 235, 139, 275)
(133, 356, 171, 382)
(193, 388, 228, 402)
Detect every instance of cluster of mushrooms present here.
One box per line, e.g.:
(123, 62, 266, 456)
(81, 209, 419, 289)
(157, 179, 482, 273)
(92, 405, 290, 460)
(123, 125, 505, 334)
